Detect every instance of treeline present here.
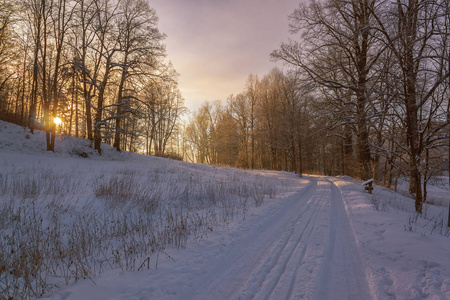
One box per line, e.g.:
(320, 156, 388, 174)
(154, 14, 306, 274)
(0, 0, 185, 155)
(184, 70, 314, 172)
(186, 0, 450, 214)
(184, 69, 359, 175)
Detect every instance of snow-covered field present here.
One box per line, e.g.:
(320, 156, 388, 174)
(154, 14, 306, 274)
(0, 120, 449, 299)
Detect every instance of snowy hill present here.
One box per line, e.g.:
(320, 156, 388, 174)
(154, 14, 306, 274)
(0, 120, 135, 160)
(0, 120, 450, 300)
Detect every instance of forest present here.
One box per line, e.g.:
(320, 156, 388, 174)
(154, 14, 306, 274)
(0, 0, 449, 214)
(0, 0, 185, 156)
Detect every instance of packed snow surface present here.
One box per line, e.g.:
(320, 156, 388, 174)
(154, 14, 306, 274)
(1, 120, 449, 299)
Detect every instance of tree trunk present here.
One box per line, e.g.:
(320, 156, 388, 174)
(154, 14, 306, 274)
(29, 4, 41, 134)
(94, 83, 106, 155)
(69, 65, 75, 136)
(94, 108, 103, 155)
(357, 109, 371, 180)
(355, 12, 371, 180)
(80, 0, 93, 141)
(298, 136, 303, 176)
(423, 148, 429, 203)
(447, 93, 450, 226)
(41, 0, 49, 151)
(94, 53, 113, 155)
(344, 126, 353, 176)
(406, 95, 423, 213)
(399, 0, 423, 214)
(113, 52, 128, 152)
(75, 77, 79, 137)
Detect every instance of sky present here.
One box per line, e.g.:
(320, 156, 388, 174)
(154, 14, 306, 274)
(150, 0, 301, 112)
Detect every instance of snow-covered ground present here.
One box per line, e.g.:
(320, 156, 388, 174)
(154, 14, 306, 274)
(1, 120, 449, 299)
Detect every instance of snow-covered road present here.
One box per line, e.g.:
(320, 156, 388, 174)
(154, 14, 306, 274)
(189, 177, 373, 300)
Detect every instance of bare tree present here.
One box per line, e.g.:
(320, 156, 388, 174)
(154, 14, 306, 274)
(141, 69, 185, 156)
(72, 0, 97, 141)
(45, 0, 74, 151)
(23, 0, 45, 134)
(0, 0, 14, 119)
(112, 0, 165, 151)
(273, 0, 385, 179)
(87, 0, 120, 154)
(372, 0, 450, 213)
(228, 93, 251, 168)
(185, 102, 218, 164)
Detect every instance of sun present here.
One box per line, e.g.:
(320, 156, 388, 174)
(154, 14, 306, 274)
(53, 117, 62, 125)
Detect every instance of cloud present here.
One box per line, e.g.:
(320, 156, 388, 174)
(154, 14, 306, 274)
(151, 0, 300, 110)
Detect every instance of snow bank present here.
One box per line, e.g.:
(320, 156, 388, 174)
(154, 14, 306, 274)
(331, 177, 450, 300)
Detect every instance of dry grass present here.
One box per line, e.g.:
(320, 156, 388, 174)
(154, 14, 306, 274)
(0, 165, 276, 298)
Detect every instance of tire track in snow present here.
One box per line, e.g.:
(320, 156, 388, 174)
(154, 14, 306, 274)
(257, 179, 331, 300)
(311, 178, 374, 300)
(283, 180, 331, 299)
(190, 177, 319, 300)
(231, 178, 331, 300)
(326, 177, 377, 300)
(191, 176, 373, 300)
